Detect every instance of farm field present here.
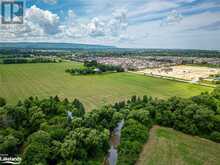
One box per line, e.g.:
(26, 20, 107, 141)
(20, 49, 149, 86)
(0, 62, 213, 110)
(136, 126, 220, 165)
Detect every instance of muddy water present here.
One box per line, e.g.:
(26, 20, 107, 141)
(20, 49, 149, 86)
(105, 120, 124, 165)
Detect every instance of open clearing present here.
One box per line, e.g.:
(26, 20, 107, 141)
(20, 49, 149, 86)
(0, 62, 213, 110)
(137, 65, 220, 82)
(136, 126, 220, 165)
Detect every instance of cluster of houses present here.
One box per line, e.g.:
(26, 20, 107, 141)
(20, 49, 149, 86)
(70, 55, 220, 71)
(71, 56, 177, 70)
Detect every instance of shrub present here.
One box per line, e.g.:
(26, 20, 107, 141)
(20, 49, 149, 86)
(0, 97, 6, 107)
(210, 131, 220, 142)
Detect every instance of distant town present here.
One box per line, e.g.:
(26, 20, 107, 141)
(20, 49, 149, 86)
(69, 54, 220, 85)
(71, 55, 220, 70)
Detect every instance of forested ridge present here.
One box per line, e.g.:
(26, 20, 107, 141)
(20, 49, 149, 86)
(0, 87, 220, 164)
(1, 48, 220, 59)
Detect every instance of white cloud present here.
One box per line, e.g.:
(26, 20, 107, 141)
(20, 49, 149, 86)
(42, 0, 58, 5)
(161, 10, 183, 26)
(107, 9, 128, 36)
(86, 9, 128, 37)
(25, 5, 60, 35)
(58, 9, 128, 39)
(0, 5, 60, 40)
(87, 17, 106, 37)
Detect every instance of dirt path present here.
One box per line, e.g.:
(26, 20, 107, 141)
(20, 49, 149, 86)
(135, 125, 159, 165)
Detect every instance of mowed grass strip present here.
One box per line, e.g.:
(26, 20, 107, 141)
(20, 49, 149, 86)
(136, 126, 220, 165)
(0, 62, 213, 110)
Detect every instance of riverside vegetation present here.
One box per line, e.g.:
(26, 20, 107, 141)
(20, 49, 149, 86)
(0, 87, 220, 164)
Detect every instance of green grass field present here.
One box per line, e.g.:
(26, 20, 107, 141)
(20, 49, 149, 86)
(0, 62, 213, 110)
(136, 126, 220, 165)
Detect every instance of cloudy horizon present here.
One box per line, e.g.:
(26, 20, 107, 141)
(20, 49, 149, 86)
(0, 0, 220, 50)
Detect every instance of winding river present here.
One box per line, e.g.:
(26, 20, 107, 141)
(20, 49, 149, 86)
(105, 120, 124, 165)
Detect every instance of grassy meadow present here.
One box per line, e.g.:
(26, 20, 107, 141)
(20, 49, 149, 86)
(0, 62, 213, 110)
(136, 126, 220, 165)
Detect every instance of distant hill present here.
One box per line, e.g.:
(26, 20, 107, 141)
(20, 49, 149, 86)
(0, 42, 116, 50)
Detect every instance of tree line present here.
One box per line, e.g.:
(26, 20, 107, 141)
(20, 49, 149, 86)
(0, 87, 220, 164)
(66, 60, 124, 75)
(2, 58, 59, 64)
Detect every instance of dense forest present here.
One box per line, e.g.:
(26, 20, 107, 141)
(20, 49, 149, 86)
(66, 60, 124, 75)
(0, 96, 114, 164)
(0, 87, 220, 164)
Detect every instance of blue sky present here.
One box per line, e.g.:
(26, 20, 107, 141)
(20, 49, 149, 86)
(0, 0, 220, 49)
